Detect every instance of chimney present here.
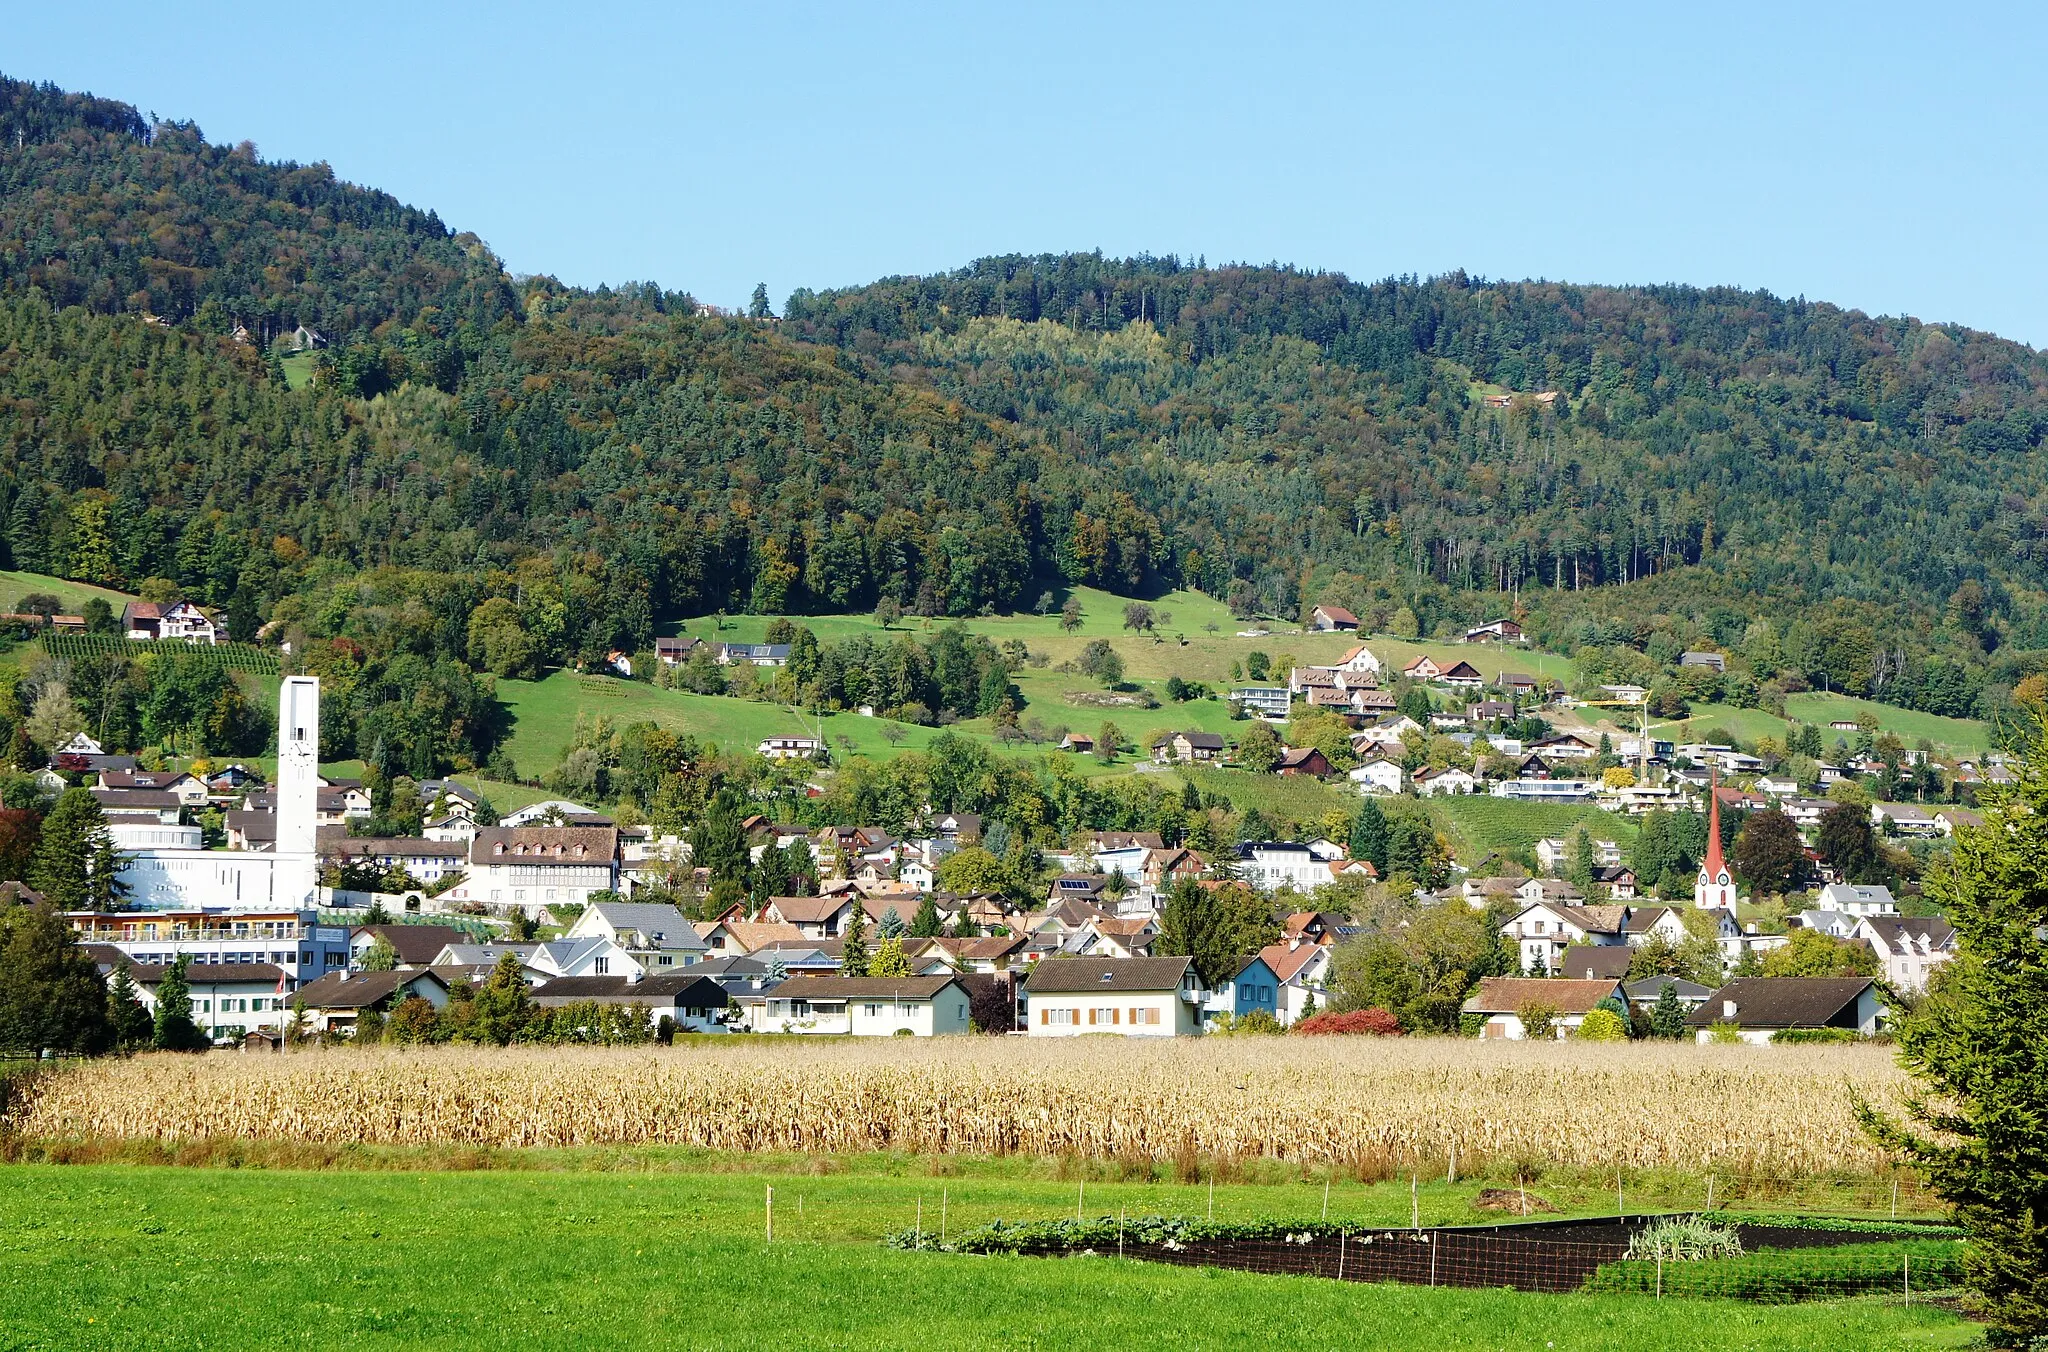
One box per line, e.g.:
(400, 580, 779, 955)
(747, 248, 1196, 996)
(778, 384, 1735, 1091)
(626, 968, 643, 985)
(1723, 999, 1738, 1020)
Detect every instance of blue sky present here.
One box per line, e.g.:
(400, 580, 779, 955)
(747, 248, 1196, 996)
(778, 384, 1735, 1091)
(10, 2, 2046, 343)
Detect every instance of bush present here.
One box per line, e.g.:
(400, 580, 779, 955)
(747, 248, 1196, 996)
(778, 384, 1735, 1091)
(1772, 1027, 1859, 1045)
(1575, 1008, 1630, 1042)
(1213, 1009, 1284, 1036)
(1292, 1008, 1401, 1036)
(1705, 1021, 1745, 1044)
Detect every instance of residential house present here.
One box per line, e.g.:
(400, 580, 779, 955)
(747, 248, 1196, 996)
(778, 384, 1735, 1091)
(290, 969, 451, 1037)
(529, 973, 734, 1032)
(121, 600, 219, 644)
(1852, 916, 1956, 993)
(928, 934, 1028, 974)
(1275, 746, 1333, 778)
(1437, 660, 1485, 688)
(1529, 733, 1598, 761)
(1463, 619, 1524, 643)
(1309, 604, 1359, 631)
(1412, 765, 1480, 797)
(319, 831, 468, 887)
(1204, 954, 1281, 1027)
(1679, 651, 1726, 672)
(1331, 643, 1381, 675)
(1259, 941, 1333, 1024)
(758, 975, 973, 1036)
(762, 894, 859, 939)
(565, 902, 709, 972)
(1234, 842, 1336, 893)
(696, 919, 806, 955)
(347, 924, 468, 970)
(714, 642, 791, 666)
(1230, 686, 1292, 720)
(757, 736, 824, 761)
(100, 770, 208, 809)
(1933, 807, 1983, 835)
(128, 962, 292, 1043)
(1501, 900, 1688, 974)
(1815, 882, 1898, 918)
(1402, 655, 1441, 681)
(1597, 684, 1649, 703)
(1491, 778, 1597, 802)
(1348, 755, 1403, 795)
(654, 636, 701, 665)
(1061, 915, 1156, 960)
(429, 941, 547, 985)
(1871, 804, 1940, 837)
(1590, 865, 1639, 899)
(1755, 775, 1798, 797)
(441, 826, 620, 915)
(1141, 846, 1207, 895)
(1534, 837, 1621, 872)
(1462, 977, 1624, 1039)
(1023, 956, 1205, 1036)
(1623, 975, 1713, 1013)
(1687, 978, 1881, 1044)
(1152, 731, 1225, 764)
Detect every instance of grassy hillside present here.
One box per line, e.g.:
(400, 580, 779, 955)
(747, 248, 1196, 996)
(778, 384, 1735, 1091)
(1655, 694, 1990, 757)
(0, 568, 135, 613)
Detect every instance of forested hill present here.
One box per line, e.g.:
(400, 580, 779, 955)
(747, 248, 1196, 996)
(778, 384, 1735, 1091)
(785, 256, 2048, 646)
(2, 74, 2048, 776)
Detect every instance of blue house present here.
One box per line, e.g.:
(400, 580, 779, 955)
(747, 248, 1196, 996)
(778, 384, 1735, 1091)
(1203, 955, 1280, 1028)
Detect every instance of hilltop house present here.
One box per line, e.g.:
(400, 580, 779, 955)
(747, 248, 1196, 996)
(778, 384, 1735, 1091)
(121, 600, 219, 644)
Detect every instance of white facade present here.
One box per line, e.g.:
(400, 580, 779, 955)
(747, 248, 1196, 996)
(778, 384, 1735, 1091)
(1230, 687, 1292, 720)
(1348, 759, 1404, 795)
(1235, 843, 1334, 892)
(1027, 990, 1197, 1036)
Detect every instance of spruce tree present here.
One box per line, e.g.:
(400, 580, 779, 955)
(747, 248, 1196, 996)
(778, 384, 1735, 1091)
(877, 905, 905, 940)
(151, 954, 207, 1051)
(0, 900, 112, 1054)
(909, 894, 944, 938)
(1863, 752, 2048, 1347)
(105, 959, 153, 1050)
(839, 908, 870, 977)
(693, 789, 751, 891)
(30, 788, 124, 912)
(1649, 982, 1687, 1040)
(1348, 798, 1389, 876)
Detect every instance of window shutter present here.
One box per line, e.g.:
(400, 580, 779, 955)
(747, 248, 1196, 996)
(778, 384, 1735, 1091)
(1040, 1008, 1047, 1025)
(1088, 1008, 1096, 1025)
(1113, 1008, 1121, 1024)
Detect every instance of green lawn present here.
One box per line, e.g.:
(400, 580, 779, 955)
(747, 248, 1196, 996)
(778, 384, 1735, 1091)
(0, 1163, 1971, 1351)
(495, 671, 1137, 783)
(0, 568, 135, 614)
(1784, 694, 1990, 756)
(1654, 696, 1989, 758)
(1182, 765, 1355, 830)
(276, 347, 318, 390)
(1428, 797, 1641, 865)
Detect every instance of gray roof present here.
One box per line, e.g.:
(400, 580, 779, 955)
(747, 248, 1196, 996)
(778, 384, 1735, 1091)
(351, 924, 469, 966)
(131, 963, 288, 987)
(1686, 978, 1875, 1029)
(1623, 976, 1713, 1003)
(770, 974, 964, 1001)
(1556, 945, 1633, 980)
(586, 902, 709, 952)
(1023, 955, 1195, 994)
(292, 969, 448, 1010)
(1857, 916, 1957, 951)
(529, 974, 728, 1006)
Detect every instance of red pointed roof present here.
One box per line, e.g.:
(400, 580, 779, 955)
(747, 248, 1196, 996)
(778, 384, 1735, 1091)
(1703, 773, 1726, 880)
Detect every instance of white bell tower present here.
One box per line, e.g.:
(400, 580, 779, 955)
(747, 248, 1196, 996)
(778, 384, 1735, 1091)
(275, 676, 321, 903)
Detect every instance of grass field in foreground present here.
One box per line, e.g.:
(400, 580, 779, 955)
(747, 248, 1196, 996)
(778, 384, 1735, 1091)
(0, 1164, 1972, 1352)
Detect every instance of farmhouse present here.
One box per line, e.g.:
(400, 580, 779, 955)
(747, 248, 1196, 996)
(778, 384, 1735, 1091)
(654, 636, 701, 664)
(121, 600, 219, 644)
(1309, 604, 1359, 631)
(1151, 730, 1225, 764)
(1463, 618, 1524, 643)
(1023, 956, 1204, 1036)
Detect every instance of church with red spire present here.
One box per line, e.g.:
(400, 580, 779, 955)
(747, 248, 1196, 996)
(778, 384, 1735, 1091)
(1694, 778, 1740, 910)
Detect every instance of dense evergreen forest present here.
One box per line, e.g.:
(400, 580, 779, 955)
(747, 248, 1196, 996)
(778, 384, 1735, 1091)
(3, 73, 2047, 774)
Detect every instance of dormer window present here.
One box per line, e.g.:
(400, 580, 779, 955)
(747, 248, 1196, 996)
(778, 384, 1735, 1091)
(494, 843, 506, 856)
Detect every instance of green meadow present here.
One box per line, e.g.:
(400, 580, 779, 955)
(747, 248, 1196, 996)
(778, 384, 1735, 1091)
(0, 1163, 1974, 1352)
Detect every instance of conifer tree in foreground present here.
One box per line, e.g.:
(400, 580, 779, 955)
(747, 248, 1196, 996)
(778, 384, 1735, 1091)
(1862, 735, 2048, 1347)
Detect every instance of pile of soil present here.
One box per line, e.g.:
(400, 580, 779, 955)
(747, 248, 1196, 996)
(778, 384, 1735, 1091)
(1472, 1188, 1559, 1214)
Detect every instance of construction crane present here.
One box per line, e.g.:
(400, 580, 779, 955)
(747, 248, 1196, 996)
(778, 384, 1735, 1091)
(1571, 696, 1653, 778)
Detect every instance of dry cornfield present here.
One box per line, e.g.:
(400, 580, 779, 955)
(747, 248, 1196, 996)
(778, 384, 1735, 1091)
(4, 1040, 1913, 1174)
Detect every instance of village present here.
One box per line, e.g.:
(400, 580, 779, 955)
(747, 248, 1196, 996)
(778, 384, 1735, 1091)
(36, 616, 1967, 1050)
